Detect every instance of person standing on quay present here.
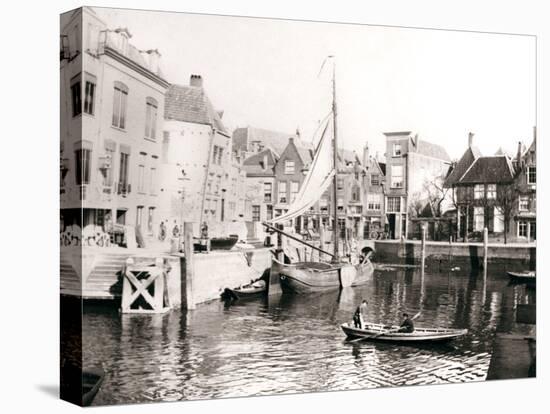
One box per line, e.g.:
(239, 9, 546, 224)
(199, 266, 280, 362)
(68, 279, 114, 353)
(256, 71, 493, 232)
(353, 299, 368, 329)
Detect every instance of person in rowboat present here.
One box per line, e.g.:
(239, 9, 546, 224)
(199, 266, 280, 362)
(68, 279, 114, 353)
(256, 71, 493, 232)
(398, 313, 414, 333)
(353, 299, 368, 329)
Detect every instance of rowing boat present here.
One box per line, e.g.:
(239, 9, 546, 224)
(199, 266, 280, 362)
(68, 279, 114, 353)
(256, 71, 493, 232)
(507, 271, 536, 283)
(82, 367, 105, 406)
(341, 322, 467, 342)
(222, 280, 267, 300)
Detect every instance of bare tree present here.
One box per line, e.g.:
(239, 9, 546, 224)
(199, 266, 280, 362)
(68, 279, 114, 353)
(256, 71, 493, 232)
(495, 181, 519, 244)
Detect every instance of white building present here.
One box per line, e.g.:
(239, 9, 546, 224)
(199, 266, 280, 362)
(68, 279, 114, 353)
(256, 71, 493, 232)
(60, 7, 169, 248)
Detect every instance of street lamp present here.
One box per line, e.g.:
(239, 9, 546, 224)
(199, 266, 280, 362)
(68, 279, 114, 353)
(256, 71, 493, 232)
(221, 188, 227, 222)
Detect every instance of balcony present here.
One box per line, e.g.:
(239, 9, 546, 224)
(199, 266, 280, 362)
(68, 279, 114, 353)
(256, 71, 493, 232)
(116, 182, 131, 197)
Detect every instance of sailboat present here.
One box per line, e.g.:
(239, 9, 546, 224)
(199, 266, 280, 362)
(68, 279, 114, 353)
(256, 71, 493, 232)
(265, 57, 374, 294)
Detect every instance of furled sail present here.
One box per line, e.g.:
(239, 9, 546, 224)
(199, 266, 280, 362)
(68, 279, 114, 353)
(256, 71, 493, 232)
(270, 114, 335, 225)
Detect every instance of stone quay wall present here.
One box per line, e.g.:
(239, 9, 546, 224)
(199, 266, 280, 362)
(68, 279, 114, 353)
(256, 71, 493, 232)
(374, 240, 536, 272)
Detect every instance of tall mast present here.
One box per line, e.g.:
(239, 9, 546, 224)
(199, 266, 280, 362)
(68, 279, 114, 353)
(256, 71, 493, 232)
(331, 58, 340, 262)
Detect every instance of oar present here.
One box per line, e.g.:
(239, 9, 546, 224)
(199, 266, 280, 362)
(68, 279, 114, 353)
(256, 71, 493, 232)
(349, 311, 422, 343)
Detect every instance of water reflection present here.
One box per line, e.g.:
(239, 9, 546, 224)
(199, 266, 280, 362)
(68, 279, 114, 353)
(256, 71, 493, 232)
(79, 267, 535, 405)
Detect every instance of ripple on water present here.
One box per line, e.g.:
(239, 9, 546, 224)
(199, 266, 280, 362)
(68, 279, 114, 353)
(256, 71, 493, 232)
(80, 268, 533, 405)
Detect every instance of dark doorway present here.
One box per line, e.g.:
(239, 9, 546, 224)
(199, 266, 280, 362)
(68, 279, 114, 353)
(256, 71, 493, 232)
(116, 209, 127, 225)
(387, 214, 396, 239)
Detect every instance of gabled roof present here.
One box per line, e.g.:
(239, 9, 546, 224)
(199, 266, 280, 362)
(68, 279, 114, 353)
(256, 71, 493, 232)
(444, 146, 482, 187)
(458, 156, 515, 185)
(414, 139, 451, 162)
(232, 126, 312, 155)
(164, 84, 227, 134)
(297, 147, 314, 167)
(242, 148, 278, 176)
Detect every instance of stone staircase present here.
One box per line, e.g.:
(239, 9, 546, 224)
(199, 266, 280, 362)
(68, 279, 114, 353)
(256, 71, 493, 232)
(60, 250, 131, 299)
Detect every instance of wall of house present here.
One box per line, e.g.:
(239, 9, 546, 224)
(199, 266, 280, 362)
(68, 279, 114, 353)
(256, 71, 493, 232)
(61, 8, 167, 247)
(273, 140, 306, 216)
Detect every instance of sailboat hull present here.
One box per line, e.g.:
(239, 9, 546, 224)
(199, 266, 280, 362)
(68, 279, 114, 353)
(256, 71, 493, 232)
(272, 259, 374, 294)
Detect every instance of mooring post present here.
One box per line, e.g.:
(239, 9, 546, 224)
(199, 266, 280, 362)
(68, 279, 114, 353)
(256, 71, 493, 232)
(184, 222, 196, 310)
(421, 225, 426, 272)
(319, 225, 325, 262)
(483, 227, 488, 272)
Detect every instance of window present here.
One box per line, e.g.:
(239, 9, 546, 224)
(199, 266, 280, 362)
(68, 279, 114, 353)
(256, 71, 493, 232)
(279, 181, 287, 203)
(145, 98, 158, 139)
(147, 207, 155, 233)
(530, 221, 536, 240)
(474, 184, 484, 200)
(252, 205, 261, 222)
(136, 206, 144, 228)
(474, 206, 484, 231)
(527, 166, 536, 184)
(371, 174, 379, 186)
(83, 76, 96, 115)
(212, 145, 224, 165)
(519, 196, 529, 211)
(264, 182, 272, 202)
(518, 221, 528, 238)
(137, 154, 146, 193)
(284, 160, 295, 174)
(351, 185, 360, 202)
(149, 167, 157, 195)
(119, 152, 130, 189)
(487, 184, 496, 199)
(70, 75, 81, 117)
(337, 178, 344, 190)
(367, 194, 382, 210)
(393, 143, 402, 157)
(112, 82, 128, 129)
(266, 205, 273, 220)
(320, 198, 329, 213)
(493, 207, 504, 232)
(75, 148, 91, 185)
(387, 197, 401, 213)
(390, 165, 403, 188)
(337, 198, 344, 212)
(290, 181, 299, 203)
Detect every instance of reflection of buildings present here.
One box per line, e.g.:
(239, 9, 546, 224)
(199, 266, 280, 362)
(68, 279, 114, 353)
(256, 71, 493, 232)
(383, 131, 451, 239)
(60, 7, 169, 246)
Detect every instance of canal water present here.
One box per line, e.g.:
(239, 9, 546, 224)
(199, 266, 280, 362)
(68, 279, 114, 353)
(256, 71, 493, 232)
(79, 268, 535, 405)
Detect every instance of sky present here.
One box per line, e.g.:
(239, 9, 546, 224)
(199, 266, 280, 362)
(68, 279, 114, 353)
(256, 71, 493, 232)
(93, 7, 536, 161)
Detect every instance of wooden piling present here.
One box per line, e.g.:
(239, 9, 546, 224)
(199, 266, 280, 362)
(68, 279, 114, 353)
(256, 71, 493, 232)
(184, 222, 196, 310)
(483, 227, 488, 271)
(421, 225, 426, 272)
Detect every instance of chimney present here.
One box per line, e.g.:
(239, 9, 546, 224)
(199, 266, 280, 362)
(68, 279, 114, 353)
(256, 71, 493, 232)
(516, 141, 523, 163)
(143, 49, 161, 74)
(362, 143, 369, 166)
(288, 137, 294, 145)
(468, 132, 474, 147)
(190, 74, 203, 87)
(263, 154, 268, 171)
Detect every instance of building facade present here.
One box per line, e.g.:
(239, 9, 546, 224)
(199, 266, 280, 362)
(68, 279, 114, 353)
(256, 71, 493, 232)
(383, 131, 451, 239)
(445, 132, 536, 243)
(361, 143, 386, 239)
(160, 77, 245, 236)
(60, 7, 169, 248)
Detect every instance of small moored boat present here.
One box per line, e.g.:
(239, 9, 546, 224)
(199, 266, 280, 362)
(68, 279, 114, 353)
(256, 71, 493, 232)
(507, 271, 536, 283)
(222, 279, 267, 300)
(82, 367, 105, 407)
(341, 322, 467, 342)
